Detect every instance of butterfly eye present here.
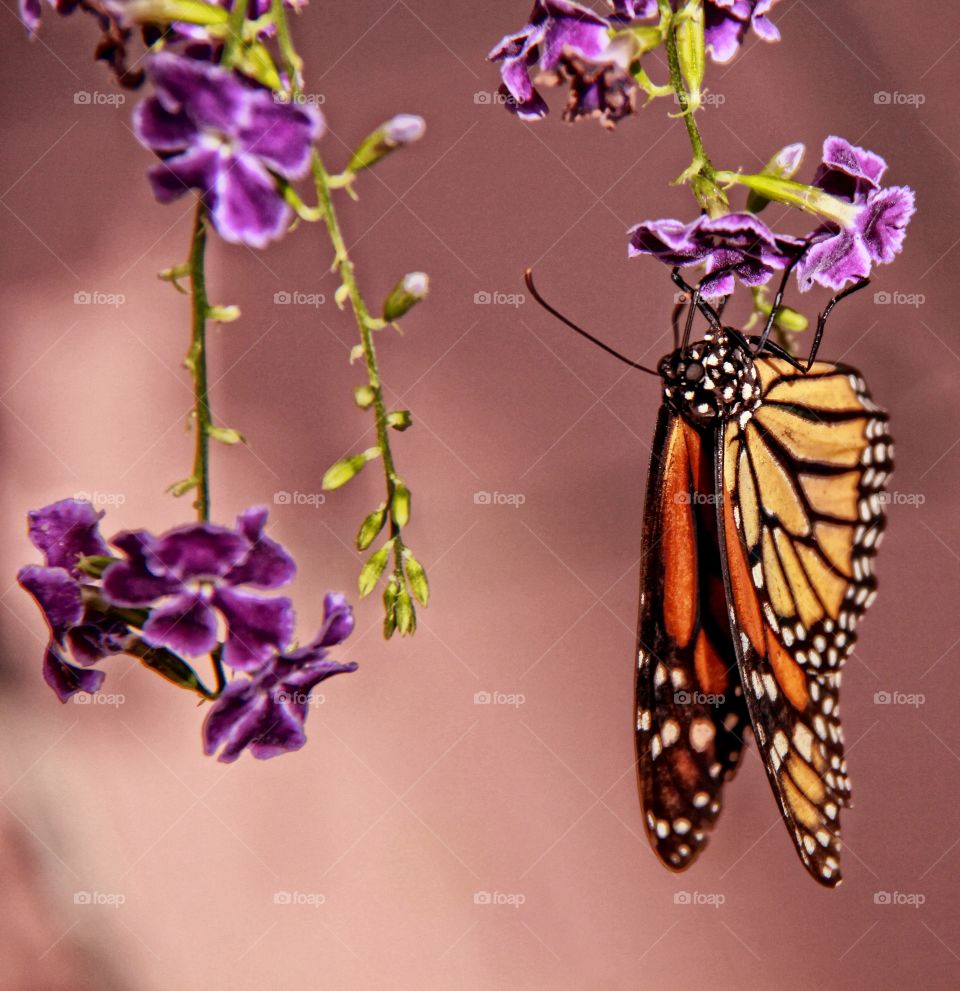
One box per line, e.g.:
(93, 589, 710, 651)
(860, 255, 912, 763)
(684, 361, 705, 382)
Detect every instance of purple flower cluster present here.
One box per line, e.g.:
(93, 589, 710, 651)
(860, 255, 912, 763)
(18, 499, 356, 762)
(629, 137, 915, 295)
(134, 53, 323, 248)
(488, 0, 782, 124)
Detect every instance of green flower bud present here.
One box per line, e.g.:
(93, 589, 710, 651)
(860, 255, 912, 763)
(383, 272, 429, 322)
(348, 114, 426, 174)
(747, 143, 806, 213)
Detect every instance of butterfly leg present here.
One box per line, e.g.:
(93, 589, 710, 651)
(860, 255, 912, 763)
(803, 278, 871, 370)
(754, 252, 805, 355)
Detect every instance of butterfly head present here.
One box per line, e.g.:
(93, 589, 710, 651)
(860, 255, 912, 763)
(658, 330, 761, 427)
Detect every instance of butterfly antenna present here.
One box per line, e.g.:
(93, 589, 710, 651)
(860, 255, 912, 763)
(524, 269, 659, 376)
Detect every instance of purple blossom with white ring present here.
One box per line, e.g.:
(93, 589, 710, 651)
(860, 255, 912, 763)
(488, 0, 613, 119)
(17, 500, 128, 702)
(102, 506, 296, 671)
(704, 0, 782, 64)
(795, 136, 915, 292)
(202, 593, 357, 762)
(133, 53, 323, 248)
(628, 212, 798, 296)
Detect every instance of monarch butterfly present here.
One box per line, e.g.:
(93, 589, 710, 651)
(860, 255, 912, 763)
(525, 264, 892, 886)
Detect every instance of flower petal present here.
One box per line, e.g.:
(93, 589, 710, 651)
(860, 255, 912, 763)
(27, 499, 109, 573)
(214, 587, 294, 671)
(203, 680, 270, 763)
(43, 645, 105, 703)
(236, 93, 323, 179)
(133, 97, 198, 154)
(859, 185, 915, 264)
(225, 507, 296, 589)
(795, 228, 872, 292)
(145, 52, 245, 133)
(18, 565, 83, 638)
(102, 530, 180, 606)
(210, 151, 292, 249)
(247, 698, 308, 759)
(142, 591, 219, 657)
(153, 523, 250, 582)
(146, 144, 221, 205)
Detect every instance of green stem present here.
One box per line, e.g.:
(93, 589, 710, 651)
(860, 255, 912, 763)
(313, 154, 407, 570)
(188, 202, 212, 522)
(222, 0, 249, 63)
(660, 0, 713, 181)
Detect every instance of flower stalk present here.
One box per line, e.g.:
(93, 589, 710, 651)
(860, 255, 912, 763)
(187, 202, 212, 523)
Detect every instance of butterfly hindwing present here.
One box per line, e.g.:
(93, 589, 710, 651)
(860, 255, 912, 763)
(719, 357, 892, 885)
(636, 407, 751, 871)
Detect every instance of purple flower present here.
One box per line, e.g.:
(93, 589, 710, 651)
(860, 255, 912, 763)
(488, 0, 612, 119)
(796, 136, 915, 292)
(203, 594, 357, 762)
(704, 0, 782, 64)
(17, 500, 127, 702)
(18, 0, 77, 37)
(102, 507, 296, 671)
(628, 212, 798, 295)
(557, 46, 637, 127)
(133, 53, 323, 248)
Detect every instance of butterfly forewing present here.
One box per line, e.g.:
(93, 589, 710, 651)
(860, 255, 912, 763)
(719, 357, 892, 885)
(636, 408, 751, 871)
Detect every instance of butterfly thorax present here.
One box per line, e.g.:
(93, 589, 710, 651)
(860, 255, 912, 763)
(658, 329, 761, 428)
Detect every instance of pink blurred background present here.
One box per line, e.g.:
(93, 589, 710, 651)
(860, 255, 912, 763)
(2, 1, 959, 987)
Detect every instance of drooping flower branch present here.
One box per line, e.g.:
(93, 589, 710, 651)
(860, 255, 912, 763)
(15, 0, 435, 761)
(487, 0, 915, 346)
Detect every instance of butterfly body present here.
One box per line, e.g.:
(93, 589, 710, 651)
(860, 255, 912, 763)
(636, 330, 892, 886)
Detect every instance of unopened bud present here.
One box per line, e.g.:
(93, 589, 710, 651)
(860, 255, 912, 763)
(383, 271, 429, 321)
(348, 114, 426, 173)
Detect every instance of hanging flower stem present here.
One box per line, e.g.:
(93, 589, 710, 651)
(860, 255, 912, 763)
(187, 201, 212, 523)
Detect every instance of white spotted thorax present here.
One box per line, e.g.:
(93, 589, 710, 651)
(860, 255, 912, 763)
(658, 329, 761, 427)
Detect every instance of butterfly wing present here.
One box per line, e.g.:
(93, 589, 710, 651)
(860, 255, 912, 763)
(719, 357, 892, 885)
(636, 406, 752, 871)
